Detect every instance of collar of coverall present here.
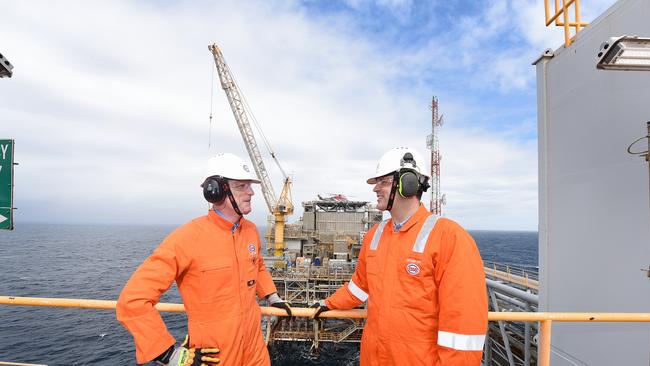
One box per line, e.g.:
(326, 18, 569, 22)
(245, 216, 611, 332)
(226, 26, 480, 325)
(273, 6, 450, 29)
(389, 204, 428, 233)
(392, 211, 414, 232)
(208, 208, 245, 232)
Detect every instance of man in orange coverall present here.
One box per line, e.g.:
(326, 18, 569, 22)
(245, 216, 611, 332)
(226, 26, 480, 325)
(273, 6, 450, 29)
(117, 153, 292, 366)
(311, 147, 488, 366)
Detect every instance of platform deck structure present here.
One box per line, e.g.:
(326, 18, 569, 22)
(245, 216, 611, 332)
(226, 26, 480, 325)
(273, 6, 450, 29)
(264, 262, 541, 365)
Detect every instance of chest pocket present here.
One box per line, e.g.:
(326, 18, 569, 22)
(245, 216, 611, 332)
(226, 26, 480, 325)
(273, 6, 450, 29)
(245, 254, 259, 292)
(364, 253, 381, 303)
(199, 257, 235, 304)
(366, 253, 380, 275)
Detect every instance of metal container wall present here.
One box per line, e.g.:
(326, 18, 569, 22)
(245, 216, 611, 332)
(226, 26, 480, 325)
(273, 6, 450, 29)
(535, 0, 650, 363)
(333, 239, 348, 253)
(302, 212, 315, 231)
(314, 212, 366, 233)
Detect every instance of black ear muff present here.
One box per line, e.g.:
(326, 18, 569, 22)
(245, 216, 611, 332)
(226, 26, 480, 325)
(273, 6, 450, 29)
(419, 175, 431, 193)
(202, 176, 227, 204)
(398, 170, 420, 197)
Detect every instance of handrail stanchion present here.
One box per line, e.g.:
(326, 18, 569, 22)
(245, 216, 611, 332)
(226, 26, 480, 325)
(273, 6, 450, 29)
(538, 319, 552, 366)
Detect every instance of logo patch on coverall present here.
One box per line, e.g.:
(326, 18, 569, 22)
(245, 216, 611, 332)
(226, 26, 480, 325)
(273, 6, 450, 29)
(248, 243, 257, 264)
(406, 263, 420, 275)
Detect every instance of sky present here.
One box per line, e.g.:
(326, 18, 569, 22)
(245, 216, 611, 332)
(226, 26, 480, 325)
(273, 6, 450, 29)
(0, 0, 617, 231)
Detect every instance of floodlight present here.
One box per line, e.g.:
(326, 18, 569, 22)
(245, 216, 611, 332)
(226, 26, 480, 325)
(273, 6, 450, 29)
(0, 52, 13, 78)
(596, 35, 650, 71)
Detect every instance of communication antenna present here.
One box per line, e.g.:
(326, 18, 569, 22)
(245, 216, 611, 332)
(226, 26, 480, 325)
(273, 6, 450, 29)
(426, 96, 445, 215)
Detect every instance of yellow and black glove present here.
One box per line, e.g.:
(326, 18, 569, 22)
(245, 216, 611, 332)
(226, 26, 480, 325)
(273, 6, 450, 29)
(310, 299, 330, 319)
(267, 292, 293, 317)
(155, 335, 220, 366)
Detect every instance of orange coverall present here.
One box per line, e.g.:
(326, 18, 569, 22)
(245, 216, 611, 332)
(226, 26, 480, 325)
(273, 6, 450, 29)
(116, 210, 276, 365)
(326, 205, 488, 365)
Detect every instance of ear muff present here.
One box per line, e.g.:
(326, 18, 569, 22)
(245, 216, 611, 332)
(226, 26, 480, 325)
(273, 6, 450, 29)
(202, 176, 228, 204)
(419, 175, 431, 193)
(398, 170, 420, 198)
(202, 176, 243, 216)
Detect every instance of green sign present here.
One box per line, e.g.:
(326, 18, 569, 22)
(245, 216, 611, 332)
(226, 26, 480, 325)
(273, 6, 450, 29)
(0, 139, 14, 230)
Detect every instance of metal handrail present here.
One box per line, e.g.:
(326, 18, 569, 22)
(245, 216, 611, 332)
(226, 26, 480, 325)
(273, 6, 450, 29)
(2, 295, 650, 366)
(543, 0, 589, 47)
(483, 260, 539, 279)
(483, 261, 540, 293)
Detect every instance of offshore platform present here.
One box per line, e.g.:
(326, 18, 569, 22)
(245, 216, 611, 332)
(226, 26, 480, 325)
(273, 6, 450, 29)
(252, 97, 541, 365)
(262, 195, 381, 350)
(209, 33, 549, 364)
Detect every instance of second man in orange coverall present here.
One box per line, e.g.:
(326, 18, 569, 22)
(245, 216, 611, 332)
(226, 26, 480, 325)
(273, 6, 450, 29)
(116, 153, 292, 366)
(312, 147, 488, 366)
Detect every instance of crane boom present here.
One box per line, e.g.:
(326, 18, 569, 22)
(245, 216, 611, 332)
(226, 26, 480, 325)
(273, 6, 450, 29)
(209, 44, 277, 213)
(209, 44, 293, 257)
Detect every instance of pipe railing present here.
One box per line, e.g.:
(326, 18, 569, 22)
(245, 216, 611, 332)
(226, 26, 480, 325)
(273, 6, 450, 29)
(2, 296, 650, 366)
(484, 261, 539, 292)
(543, 0, 589, 47)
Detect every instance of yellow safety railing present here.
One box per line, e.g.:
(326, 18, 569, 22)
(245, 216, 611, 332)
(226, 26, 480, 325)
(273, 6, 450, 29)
(484, 261, 539, 291)
(2, 296, 650, 366)
(544, 0, 589, 47)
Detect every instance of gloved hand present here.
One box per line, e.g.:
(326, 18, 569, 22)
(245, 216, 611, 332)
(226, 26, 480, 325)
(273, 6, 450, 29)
(267, 292, 292, 317)
(156, 335, 220, 366)
(310, 299, 330, 319)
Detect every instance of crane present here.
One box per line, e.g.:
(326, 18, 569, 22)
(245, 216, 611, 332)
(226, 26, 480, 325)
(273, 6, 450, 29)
(208, 44, 293, 257)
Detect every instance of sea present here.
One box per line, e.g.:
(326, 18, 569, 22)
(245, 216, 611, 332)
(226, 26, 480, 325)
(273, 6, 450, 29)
(0, 223, 537, 365)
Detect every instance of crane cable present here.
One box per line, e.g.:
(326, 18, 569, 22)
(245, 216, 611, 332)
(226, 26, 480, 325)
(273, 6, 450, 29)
(208, 58, 215, 149)
(222, 61, 288, 180)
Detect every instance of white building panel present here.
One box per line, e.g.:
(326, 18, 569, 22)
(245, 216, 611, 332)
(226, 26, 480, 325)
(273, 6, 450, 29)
(535, 0, 650, 364)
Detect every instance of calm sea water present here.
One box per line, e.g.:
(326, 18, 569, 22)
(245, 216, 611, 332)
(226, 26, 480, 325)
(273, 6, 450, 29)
(0, 223, 537, 365)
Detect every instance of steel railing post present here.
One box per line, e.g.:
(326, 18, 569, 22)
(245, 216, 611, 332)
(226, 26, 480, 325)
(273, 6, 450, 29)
(538, 319, 552, 366)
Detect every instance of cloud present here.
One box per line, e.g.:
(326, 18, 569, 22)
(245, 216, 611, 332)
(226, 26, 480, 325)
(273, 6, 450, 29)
(2, 0, 611, 230)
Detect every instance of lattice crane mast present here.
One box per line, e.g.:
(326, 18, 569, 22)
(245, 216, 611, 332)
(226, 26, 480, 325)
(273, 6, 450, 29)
(209, 44, 293, 257)
(427, 96, 445, 215)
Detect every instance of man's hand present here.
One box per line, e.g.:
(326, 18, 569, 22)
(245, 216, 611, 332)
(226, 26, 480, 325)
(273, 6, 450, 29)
(310, 299, 330, 319)
(157, 336, 220, 366)
(267, 292, 292, 317)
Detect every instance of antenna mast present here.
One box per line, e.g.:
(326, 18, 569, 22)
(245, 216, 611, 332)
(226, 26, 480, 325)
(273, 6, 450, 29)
(427, 96, 444, 215)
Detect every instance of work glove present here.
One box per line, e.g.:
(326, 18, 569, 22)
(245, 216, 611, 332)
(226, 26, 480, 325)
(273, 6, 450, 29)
(155, 335, 220, 366)
(267, 292, 292, 317)
(310, 299, 330, 319)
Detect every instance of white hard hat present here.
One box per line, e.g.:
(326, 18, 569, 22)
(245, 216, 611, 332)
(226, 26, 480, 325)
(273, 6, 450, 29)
(367, 147, 429, 184)
(204, 153, 261, 183)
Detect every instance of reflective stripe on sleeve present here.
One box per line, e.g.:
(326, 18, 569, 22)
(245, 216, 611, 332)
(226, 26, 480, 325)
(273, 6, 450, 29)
(437, 331, 486, 351)
(412, 215, 439, 253)
(347, 280, 369, 302)
(369, 220, 388, 251)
